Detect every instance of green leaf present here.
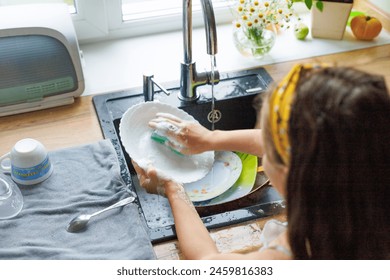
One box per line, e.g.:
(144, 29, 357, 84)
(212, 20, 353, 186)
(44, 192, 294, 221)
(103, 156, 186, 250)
(304, 0, 312, 10)
(316, 1, 323, 12)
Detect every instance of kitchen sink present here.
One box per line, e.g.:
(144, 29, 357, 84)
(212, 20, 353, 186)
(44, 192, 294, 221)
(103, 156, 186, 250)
(93, 67, 284, 243)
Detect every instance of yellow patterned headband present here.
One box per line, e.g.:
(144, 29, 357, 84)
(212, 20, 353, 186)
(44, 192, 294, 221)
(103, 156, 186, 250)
(269, 64, 327, 165)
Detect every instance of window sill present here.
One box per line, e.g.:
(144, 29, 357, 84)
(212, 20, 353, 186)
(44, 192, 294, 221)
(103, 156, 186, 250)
(80, 23, 258, 96)
(79, 13, 390, 97)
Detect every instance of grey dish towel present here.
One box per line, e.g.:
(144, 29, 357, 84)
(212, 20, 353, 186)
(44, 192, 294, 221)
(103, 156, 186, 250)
(0, 140, 156, 260)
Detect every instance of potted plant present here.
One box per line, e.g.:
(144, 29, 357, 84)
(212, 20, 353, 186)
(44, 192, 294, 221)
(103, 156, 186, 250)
(294, 0, 354, 40)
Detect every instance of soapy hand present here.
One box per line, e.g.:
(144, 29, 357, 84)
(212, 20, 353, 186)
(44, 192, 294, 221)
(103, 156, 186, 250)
(132, 160, 167, 196)
(148, 113, 213, 155)
(132, 159, 188, 199)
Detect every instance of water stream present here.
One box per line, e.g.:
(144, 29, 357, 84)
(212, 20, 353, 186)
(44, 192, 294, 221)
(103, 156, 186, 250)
(210, 54, 217, 131)
(209, 54, 217, 186)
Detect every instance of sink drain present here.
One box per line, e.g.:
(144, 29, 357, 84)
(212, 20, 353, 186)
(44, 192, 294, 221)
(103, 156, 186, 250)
(207, 109, 222, 123)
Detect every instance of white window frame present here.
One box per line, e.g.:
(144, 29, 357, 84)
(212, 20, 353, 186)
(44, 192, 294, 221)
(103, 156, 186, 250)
(73, 0, 234, 43)
(71, 0, 108, 41)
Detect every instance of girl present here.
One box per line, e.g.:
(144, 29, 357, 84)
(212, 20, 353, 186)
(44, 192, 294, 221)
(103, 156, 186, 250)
(134, 65, 390, 259)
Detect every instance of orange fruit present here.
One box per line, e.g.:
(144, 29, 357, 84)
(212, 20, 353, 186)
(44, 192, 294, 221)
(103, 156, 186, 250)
(350, 15, 382, 41)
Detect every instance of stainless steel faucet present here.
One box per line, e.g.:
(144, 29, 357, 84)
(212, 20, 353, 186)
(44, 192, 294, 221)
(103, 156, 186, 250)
(179, 0, 220, 101)
(143, 0, 220, 102)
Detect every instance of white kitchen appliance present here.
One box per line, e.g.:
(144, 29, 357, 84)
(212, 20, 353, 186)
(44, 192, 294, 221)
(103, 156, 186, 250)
(0, 3, 84, 117)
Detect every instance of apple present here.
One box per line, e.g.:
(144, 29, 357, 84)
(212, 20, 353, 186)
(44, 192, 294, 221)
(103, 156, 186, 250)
(294, 23, 309, 40)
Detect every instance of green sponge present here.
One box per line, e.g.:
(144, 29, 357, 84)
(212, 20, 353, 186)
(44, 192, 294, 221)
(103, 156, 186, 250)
(151, 131, 183, 156)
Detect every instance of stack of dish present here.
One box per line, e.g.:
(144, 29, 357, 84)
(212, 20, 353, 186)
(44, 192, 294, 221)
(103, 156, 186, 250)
(119, 101, 260, 206)
(190, 151, 258, 207)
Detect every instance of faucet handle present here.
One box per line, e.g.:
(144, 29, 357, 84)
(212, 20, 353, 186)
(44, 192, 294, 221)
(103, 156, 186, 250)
(143, 74, 170, 102)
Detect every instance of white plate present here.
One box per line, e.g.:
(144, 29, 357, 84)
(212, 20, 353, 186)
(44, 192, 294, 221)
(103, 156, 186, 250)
(194, 152, 257, 206)
(119, 101, 214, 184)
(184, 151, 242, 202)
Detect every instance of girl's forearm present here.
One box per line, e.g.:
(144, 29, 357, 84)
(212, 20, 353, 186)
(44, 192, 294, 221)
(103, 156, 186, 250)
(209, 129, 263, 157)
(165, 182, 219, 260)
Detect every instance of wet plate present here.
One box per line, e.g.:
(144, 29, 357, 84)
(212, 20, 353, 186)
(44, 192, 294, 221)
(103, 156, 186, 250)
(119, 101, 214, 184)
(193, 152, 258, 206)
(184, 151, 242, 202)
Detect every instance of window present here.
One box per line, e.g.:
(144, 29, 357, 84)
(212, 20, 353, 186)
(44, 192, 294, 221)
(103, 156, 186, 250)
(106, 0, 234, 40)
(101, 0, 235, 42)
(120, 0, 233, 22)
(0, 0, 234, 42)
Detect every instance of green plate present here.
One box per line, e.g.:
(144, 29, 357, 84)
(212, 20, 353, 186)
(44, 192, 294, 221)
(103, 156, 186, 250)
(193, 152, 258, 207)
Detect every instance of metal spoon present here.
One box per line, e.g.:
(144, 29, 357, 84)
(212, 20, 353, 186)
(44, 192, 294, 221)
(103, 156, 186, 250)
(66, 196, 135, 233)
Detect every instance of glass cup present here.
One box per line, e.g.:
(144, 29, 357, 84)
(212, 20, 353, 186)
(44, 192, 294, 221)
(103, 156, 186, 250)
(0, 173, 23, 219)
(0, 138, 53, 185)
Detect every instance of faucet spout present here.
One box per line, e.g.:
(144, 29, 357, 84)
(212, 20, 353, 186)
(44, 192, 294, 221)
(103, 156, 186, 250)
(201, 0, 217, 56)
(179, 0, 220, 102)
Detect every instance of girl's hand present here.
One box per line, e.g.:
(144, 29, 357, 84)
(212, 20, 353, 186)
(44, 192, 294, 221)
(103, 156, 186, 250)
(132, 160, 167, 196)
(148, 113, 213, 155)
